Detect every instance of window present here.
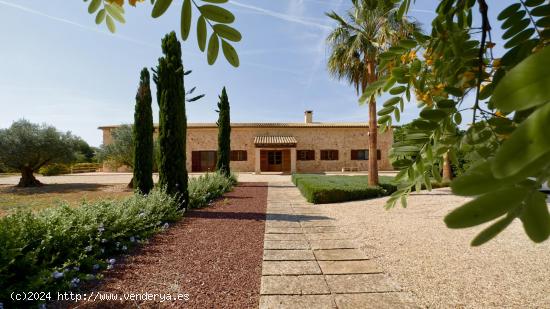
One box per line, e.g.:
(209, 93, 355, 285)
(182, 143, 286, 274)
(351, 149, 382, 160)
(297, 150, 315, 161)
(268, 151, 282, 165)
(320, 150, 339, 161)
(230, 150, 247, 161)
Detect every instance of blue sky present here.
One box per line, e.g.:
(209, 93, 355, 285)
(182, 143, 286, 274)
(0, 0, 512, 146)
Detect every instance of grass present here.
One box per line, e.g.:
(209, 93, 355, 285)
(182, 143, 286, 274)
(292, 174, 397, 204)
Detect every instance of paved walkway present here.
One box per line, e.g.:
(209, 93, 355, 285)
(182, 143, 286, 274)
(259, 182, 416, 309)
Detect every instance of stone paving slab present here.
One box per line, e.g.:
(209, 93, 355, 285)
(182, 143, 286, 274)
(260, 275, 330, 295)
(318, 260, 383, 274)
(265, 227, 304, 234)
(262, 261, 322, 275)
(325, 274, 401, 293)
(309, 239, 357, 250)
(259, 295, 336, 309)
(264, 233, 306, 241)
(265, 221, 301, 228)
(306, 233, 354, 240)
(313, 249, 367, 261)
(264, 249, 315, 261)
(264, 240, 310, 250)
(301, 226, 339, 234)
(300, 220, 337, 228)
(334, 293, 418, 309)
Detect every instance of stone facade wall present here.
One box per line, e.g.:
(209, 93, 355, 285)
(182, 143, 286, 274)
(100, 126, 394, 173)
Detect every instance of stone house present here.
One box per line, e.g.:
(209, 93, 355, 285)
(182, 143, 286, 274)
(98, 111, 393, 174)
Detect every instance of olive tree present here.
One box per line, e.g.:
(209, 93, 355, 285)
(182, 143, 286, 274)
(0, 120, 77, 187)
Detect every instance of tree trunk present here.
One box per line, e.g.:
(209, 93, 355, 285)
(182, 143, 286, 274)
(366, 61, 379, 186)
(442, 152, 453, 182)
(128, 176, 134, 189)
(18, 167, 42, 187)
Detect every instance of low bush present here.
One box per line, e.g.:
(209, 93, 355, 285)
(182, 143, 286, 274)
(39, 163, 70, 176)
(0, 172, 236, 307)
(188, 172, 237, 208)
(292, 174, 397, 204)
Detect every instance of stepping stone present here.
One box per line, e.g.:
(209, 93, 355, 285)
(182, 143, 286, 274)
(334, 293, 417, 309)
(264, 233, 305, 241)
(307, 233, 352, 240)
(265, 227, 304, 234)
(264, 250, 315, 261)
(309, 240, 357, 250)
(302, 226, 338, 234)
(259, 295, 336, 309)
(261, 275, 330, 295)
(262, 261, 322, 275)
(300, 220, 336, 228)
(325, 274, 401, 293)
(314, 249, 367, 261)
(318, 260, 382, 274)
(264, 240, 310, 250)
(266, 221, 301, 228)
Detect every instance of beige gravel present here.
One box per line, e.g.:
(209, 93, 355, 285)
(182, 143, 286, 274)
(320, 188, 550, 308)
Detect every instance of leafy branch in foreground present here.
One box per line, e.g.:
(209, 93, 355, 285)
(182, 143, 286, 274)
(83, 0, 241, 67)
(368, 0, 550, 245)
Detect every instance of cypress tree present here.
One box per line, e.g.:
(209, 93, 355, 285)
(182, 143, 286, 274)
(216, 87, 231, 177)
(154, 32, 188, 209)
(133, 68, 154, 194)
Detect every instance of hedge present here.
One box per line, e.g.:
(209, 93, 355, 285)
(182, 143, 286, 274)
(292, 174, 397, 204)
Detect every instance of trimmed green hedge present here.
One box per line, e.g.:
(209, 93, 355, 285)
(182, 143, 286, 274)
(0, 172, 235, 307)
(292, 174, 397, 204)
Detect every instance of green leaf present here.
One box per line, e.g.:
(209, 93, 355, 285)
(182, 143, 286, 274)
(504, 28, 535, 49)
(383, 97, 401, 107)
(213, 24, 242, 42)
(531, 4, 550, 16)
(88, 0, 101, 14)
(525, 0, 545, 6)
(451, 161, 513, 196)
(394, 107, 401, 122)
(380, 52, 396, 60)
(152, 0, 173, 18)
(199, 5, 235, 23)
(520, 192, 550, 242)
(411, 119, 438, 130)
(95, 9, 106, 25)
(389, 86, 406, 95)
(501, 11, 526, 29)
(181, 0, 192, 40)
(444, 187, 531, 228)
(394, 145, 420, 153)
(207, 33, 220, 65)
(445, 87, 463, 97)
(358, 79, 386, 103)
(106, 15, 116, 33)
(201, 0, 228, 3)
(536, 17, 550, 28)
(221, 40, 239, 67)
(502, 18, 529, 40)
(197, 16, 207, 52)
(492, 46, 550, 112)
(377, 115, 391, 124)
(106, 3, 125, 24)
(492, 102, 550, 179)
(378, 106, 395, 116)
(420, 109, 448, 121)
(471, 215, 515, 246)
(454, 113, 462, 125)
(497, 3, 521, 20)
(399, 39, 417, 49)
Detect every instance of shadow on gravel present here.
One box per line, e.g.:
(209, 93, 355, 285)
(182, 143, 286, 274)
(0, 183, 122, 195)
(186, 211, 330, 222)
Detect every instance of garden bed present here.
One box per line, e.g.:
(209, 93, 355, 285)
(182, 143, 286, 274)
(292, 174, 397, 204)
(76, 182, 267, 308)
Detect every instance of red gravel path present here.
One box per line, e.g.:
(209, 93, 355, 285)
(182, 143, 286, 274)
(77, 182, 267, 309)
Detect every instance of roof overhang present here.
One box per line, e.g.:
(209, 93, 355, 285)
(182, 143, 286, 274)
(254, 136, 297, 148)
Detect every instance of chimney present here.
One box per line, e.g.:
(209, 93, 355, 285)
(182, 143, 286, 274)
(304, 110, 313, 124)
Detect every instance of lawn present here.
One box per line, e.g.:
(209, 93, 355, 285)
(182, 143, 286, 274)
(292, 174, 397, 204)
(0, 184, 132, 216)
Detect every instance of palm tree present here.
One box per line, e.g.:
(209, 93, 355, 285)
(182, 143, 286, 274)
(326, 0, 417, 186)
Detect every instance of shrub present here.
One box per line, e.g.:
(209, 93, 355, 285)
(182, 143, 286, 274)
(188, 172, 237, 209)
(292, 174, 397, 204)
(0, 173, 236, 307)
(39, 163, 70, 176)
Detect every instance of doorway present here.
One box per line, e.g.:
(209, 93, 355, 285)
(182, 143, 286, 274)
(192, 151, 217, 172)
(260, 150, 291, 172)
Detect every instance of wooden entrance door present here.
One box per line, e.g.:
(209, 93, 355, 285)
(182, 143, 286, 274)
(191, 151, 217, 172)
(260, 150, 291, 173)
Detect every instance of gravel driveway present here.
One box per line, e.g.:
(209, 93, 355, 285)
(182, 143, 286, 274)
(320, 188, 550, 308)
